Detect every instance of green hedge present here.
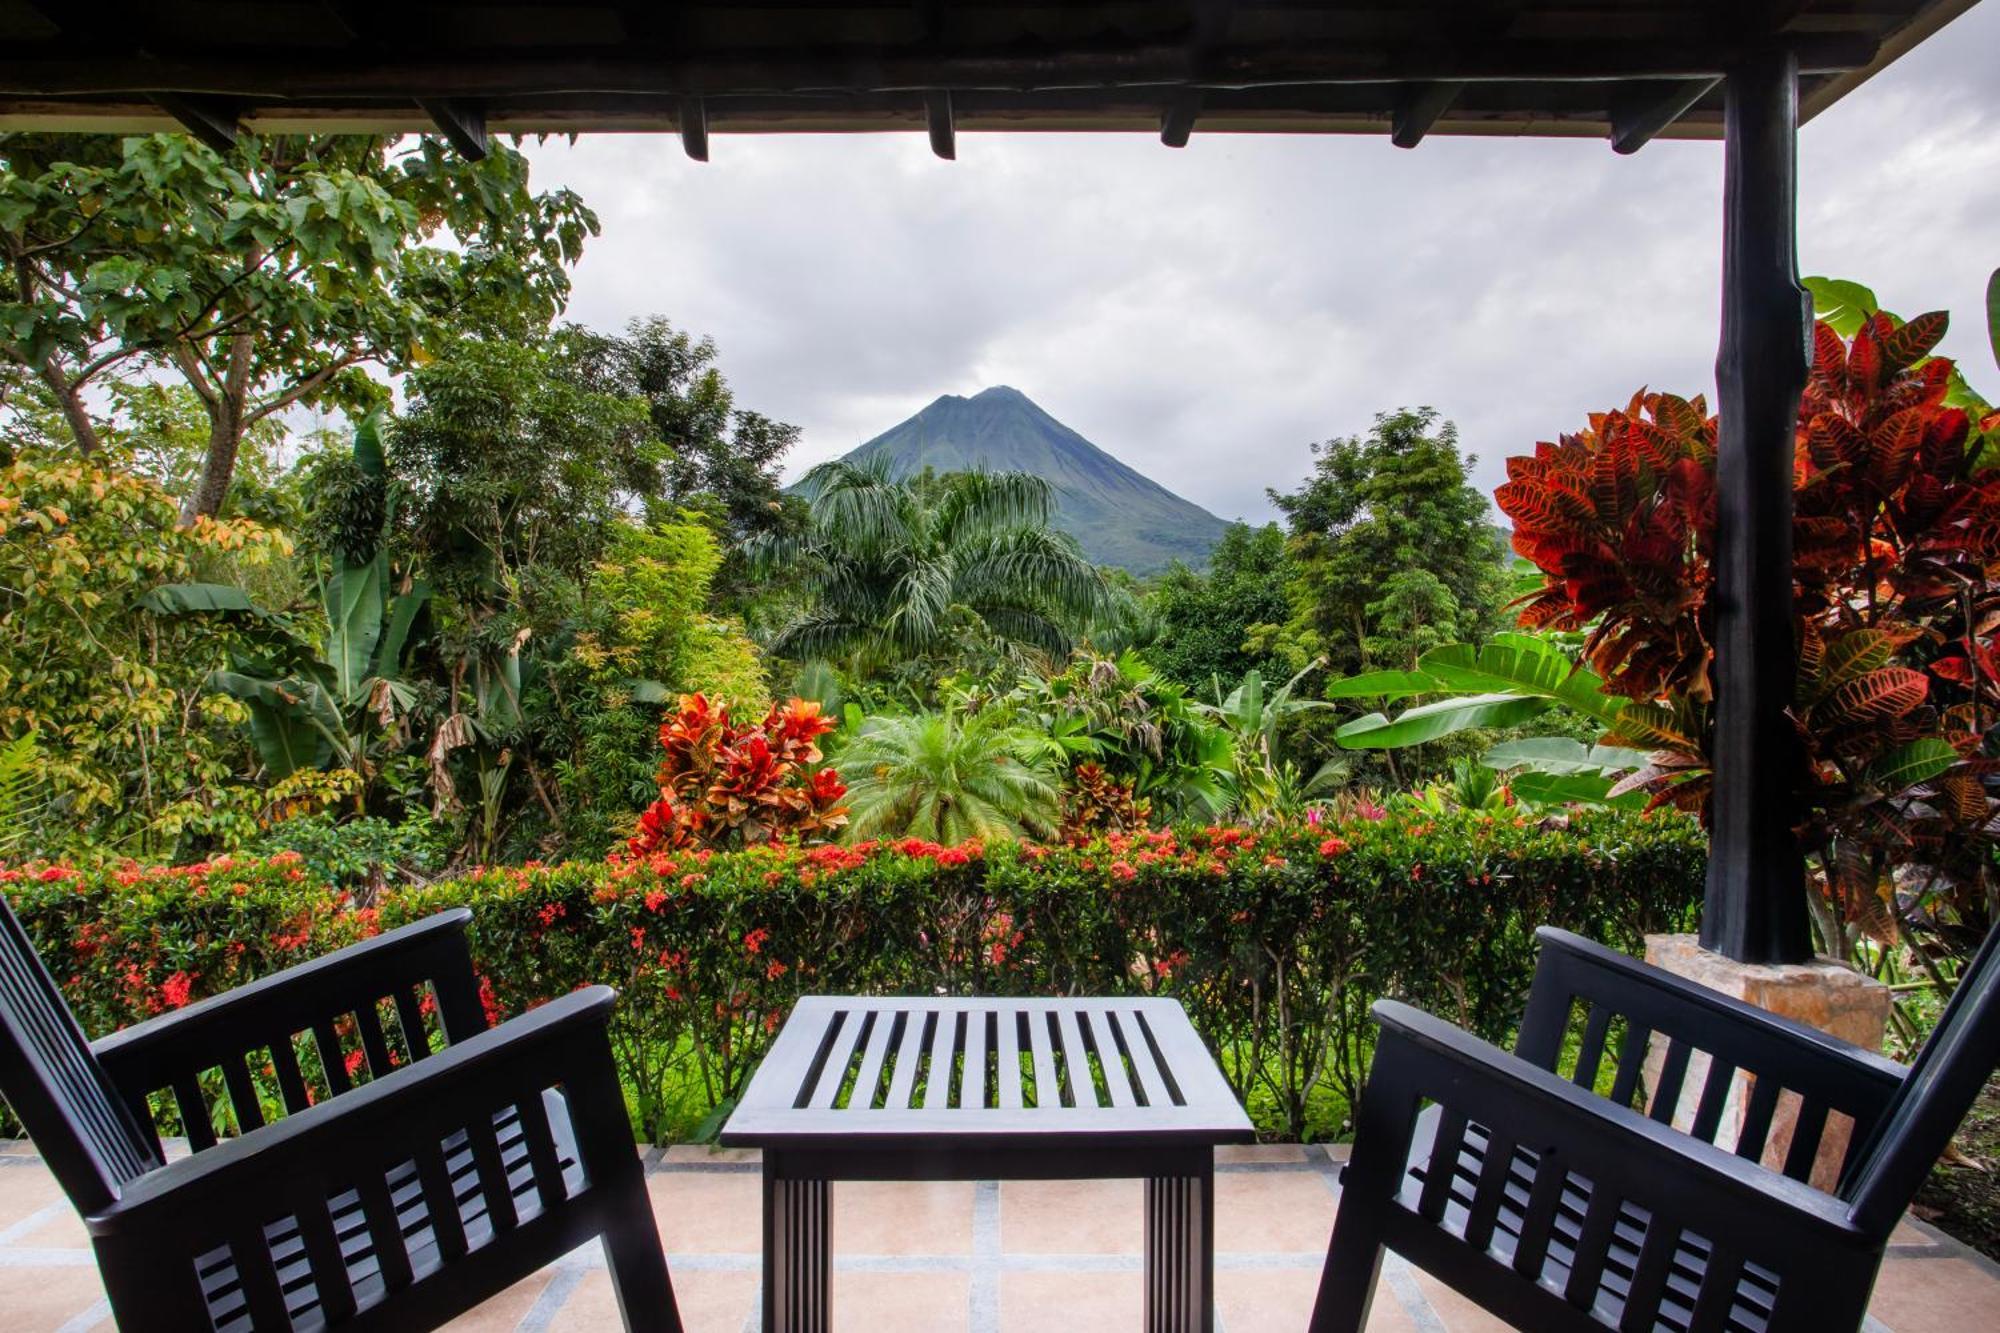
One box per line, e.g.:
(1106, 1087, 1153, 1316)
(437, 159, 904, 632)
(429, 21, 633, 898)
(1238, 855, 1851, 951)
(4, 809, 1705, 1141)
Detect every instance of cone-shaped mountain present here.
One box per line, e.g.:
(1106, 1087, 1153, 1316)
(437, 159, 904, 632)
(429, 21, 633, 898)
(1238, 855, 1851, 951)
(826, 386, 1229, 574)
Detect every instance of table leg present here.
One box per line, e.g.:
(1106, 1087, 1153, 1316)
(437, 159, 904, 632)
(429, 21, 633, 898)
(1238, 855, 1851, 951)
(762, 1156, 831, 1333)
(1144, 1155, 1215, 1333)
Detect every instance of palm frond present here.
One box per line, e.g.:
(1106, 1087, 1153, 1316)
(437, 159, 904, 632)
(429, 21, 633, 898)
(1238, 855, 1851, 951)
(932, 470, 1057, 547)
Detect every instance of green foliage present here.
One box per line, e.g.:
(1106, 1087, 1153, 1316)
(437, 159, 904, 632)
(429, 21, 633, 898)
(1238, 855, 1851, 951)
(841, 707, 1062, 843)
(6, 808, 1705, 1142)
(0, 457, 307, 858)
(248, 812, 447, 894)
(0, 731, 43, 859)
(1, 133, 596, 516)
(748, 459, 1111, 677)
(1270, 408, 1509, 678)
(1144, 523, 1297, 688)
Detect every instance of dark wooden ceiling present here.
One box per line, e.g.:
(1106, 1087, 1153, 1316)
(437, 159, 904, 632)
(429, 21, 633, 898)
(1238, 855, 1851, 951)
(0, 2, 1978, 156)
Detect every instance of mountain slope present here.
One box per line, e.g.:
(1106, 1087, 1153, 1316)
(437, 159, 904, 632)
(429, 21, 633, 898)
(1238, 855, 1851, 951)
(829, 386, 1229, 573)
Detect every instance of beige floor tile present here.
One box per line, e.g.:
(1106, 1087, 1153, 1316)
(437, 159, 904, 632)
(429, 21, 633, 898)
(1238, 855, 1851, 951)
(14, 1206, 91, 1249)
(0, 1263, 107, 1332)
(0, 1138, 39, 1156)
(649, 1171, 763, 1254)
(833, 1271, 967, 1332)
(1218, 1171, 1337, 1253)
(1217, 1268, 1344, 1329)
(0, 1168, 67, 1228)
(1000, 1270, 1141, 1332)
(1890, 1215, 1939, 1247)
(668, 1269, 761, 1333)
(833, 1180, 974, 1255)
(437, 1268, 556, 1330)
(662, 1145, 761, 1167)
(1000, 1178, 1141, 1254)
(1867, 1257, 2000, 1333)
(1407, 1269, 1518, 1332)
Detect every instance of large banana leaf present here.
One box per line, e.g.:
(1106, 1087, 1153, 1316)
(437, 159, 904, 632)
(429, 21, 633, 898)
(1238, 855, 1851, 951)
(209, 670, 346, 777)
(1417, 640, 1626, 725)
(1336, 693, 1550, 749)
(322, 556, 387, 706)
(1320, 669, 1443, 701)
(1510, 770, 1649, 811)
(1480, 737, 1650, 776)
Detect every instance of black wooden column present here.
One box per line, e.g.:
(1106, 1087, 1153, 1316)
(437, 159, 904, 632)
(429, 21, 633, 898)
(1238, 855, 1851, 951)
(1702, 47, 1813, 965)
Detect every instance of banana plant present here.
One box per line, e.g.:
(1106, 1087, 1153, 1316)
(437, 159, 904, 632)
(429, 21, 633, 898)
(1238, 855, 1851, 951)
(142, 414, 431, 796)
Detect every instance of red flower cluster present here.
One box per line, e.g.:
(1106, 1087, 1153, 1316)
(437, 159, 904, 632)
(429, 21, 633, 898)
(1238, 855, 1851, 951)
(627, 695, 850, 856)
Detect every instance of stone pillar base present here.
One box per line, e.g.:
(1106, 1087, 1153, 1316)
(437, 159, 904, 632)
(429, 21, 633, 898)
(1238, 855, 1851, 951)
(1642, 934, 1890, 1191)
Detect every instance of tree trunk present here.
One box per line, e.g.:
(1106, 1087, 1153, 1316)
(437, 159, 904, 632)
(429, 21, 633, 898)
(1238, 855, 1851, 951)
(178, 333, 253, 523)
(37, 357, 103, 456)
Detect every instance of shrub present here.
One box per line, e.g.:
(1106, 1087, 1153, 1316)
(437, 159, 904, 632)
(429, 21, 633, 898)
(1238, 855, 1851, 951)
(627, 694, 847, 855)
(6, 808, 1704, 1143)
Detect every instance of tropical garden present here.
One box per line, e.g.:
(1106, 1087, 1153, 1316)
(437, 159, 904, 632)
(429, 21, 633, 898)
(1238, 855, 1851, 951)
(4, 131, 2000, 1247)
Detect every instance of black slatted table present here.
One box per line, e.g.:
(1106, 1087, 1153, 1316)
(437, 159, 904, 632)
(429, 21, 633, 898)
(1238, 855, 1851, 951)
(720, 995, 1255, 1333)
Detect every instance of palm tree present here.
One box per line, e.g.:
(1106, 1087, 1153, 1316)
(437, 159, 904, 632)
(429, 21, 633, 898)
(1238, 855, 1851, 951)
(841, 707, 1062, 843)
(745, 459, 1110, 671)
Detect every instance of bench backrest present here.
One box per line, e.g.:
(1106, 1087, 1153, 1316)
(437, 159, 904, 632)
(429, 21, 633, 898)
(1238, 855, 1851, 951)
(1842, 924, 2000, 1236)
(0, 897, 161, 1214)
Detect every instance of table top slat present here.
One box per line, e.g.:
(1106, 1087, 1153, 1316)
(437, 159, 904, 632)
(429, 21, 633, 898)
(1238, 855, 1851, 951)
(1025, 1009, 1061, 1109)
(1055, 1008, 1098, 1109)
(922, 1009, 956, 1110)
(962, 1007, 989, 1111)
(803, 1008, 861, 1110)
(996, 1007, 1023, 1109)
(885, 1008, 928, 1110)
(1085, 1011, 1136, 1109)
(1116, 1007, 1175, 1108)
(849, 1009, 897, 1110)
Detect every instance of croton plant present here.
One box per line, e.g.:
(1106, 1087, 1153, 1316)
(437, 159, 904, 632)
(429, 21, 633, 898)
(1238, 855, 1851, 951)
(1499, 311, 2000, 958)
(626, 694, 849, 856)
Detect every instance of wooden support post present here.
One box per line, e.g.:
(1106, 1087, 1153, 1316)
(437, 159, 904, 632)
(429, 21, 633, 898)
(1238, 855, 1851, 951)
(925, 89, 955, 160)
(150, 93, 239, 151)
(678, 95, 708, 162)
(417, 98, 488, 160)
(1391, 81, 1465, 148)
(1160, 89, 1202, 147)
(1610, 77, 1720, 153)
(1704, 48, 1812, 965)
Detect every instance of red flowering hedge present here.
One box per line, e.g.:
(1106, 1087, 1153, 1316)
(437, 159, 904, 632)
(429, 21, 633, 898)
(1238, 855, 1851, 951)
(4, 808, 1704, 1141)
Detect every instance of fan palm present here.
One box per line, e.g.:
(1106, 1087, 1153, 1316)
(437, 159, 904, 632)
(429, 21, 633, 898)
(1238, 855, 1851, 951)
(745, 459, 1110, 671)
(841, 708, 1061, 843)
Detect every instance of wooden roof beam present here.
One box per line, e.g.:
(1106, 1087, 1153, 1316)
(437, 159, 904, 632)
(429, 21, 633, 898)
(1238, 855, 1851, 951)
(417, 98, 487, 160)
(678, 95, 708, 162)
(1391, 80, 1466, 148)
(1159, 0, 1234, 147)
(1610, 77, 1721, 153)
(149, 92, 239, 151)
(1160, 89, 1201, 147)
(925, 89, 955, 159)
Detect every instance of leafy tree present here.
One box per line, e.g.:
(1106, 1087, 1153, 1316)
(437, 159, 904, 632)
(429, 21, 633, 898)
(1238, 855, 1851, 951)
(748, 459, 1110, 674)
(841, 707, 1061, 843)
(1271, 408, 1507, 676)
(1145, 522, 1296, 688)
(0, 132, 595, 518)
(557, 318, 804, 543)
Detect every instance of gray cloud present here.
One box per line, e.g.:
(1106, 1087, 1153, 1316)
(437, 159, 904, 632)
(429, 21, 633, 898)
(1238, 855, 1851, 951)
(528, 3, 2000, 526)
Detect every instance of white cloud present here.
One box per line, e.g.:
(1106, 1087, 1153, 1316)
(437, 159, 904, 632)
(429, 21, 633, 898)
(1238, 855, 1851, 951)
(527, 3, 2000, 525)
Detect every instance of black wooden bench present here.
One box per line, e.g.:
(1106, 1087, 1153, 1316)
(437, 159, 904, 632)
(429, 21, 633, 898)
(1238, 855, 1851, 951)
(0, 899, 681, 1331)
(721, 994, 1255, 1333)
(1311, 925, 2000, 1332)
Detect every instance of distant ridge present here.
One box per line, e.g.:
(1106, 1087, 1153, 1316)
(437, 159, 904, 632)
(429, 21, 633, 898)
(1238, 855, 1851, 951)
(827, 386, 1230, 574)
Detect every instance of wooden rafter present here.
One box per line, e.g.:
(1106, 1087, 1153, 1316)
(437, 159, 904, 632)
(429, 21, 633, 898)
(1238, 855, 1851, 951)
(1390, 81, 1466, 148)
(925, 89, 955, 160)
(417, 98, 488, 160)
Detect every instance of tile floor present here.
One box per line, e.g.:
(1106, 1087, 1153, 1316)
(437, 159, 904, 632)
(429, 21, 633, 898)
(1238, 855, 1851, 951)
(1, 1138, 1995, 1331)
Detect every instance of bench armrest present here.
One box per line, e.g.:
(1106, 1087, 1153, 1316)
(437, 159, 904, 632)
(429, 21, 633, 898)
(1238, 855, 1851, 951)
(1514, 927, 1906, 1132)
(91, 910, 487, 1140)
(1362, 1000, 1873, 1258)
(89, 986, 623, 1236)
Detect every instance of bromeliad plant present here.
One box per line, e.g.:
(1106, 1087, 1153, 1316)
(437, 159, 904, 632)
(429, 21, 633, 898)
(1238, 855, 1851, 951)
(1496, 311, 2000, 961)
(626, 694, 848, 856)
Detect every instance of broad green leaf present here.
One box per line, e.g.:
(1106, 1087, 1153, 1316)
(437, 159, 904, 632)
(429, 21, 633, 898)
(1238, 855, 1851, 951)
(1480, 737, 1650, 776)
(377, 578, 431, 676)
(1509, 770, 1648, 811)
(1987, 266, 1999, 374)
(1417, 641, 1625, 724)
(626, 679, 675, 704)
(1868, 738, 1957, 793)
(1320, 669, 1445, 700)
(1803, 276, 1881, 338)
(321, 555, 386, 704)
(1335, 693, 1551, 749)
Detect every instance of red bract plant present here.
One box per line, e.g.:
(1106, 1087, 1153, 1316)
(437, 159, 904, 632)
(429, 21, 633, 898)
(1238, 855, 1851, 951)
(1499, 313, 2000, 959)
(626, 695, 849, 856)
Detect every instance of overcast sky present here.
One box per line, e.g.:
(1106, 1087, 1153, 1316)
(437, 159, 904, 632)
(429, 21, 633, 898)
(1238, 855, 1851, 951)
(523, 3, 2000, 526)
